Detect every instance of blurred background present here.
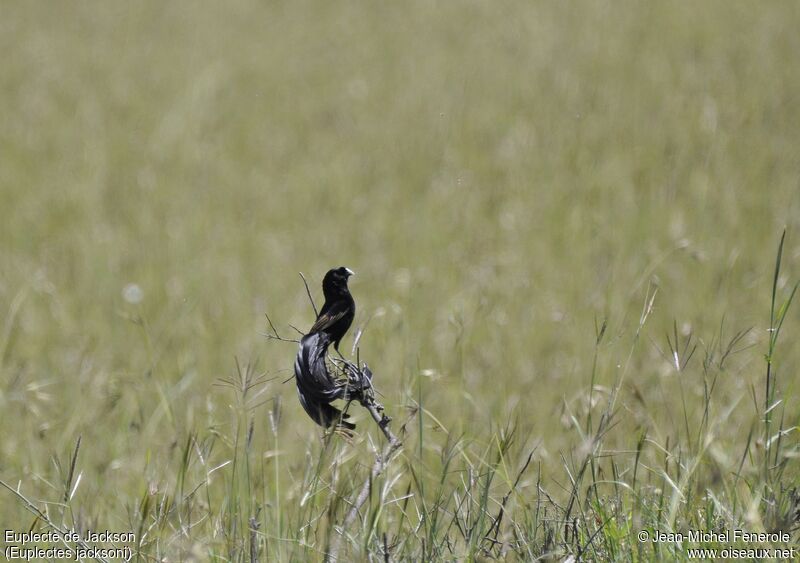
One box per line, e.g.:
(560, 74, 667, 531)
(1, 0, 799, 557)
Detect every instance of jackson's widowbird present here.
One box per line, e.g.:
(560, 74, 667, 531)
(308, 266, 355, 354)
(294, 267, 357, 431)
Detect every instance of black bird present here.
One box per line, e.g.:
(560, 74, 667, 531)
(294, 331, 355, 430)
(293, 267, 358, 432)
(308, 266, 355, 354)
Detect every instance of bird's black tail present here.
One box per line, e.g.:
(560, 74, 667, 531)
(294, 332, 355, 430)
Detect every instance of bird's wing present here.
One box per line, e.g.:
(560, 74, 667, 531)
(309, 300, 350, 334)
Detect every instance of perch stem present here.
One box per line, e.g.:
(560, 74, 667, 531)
(326, 401, 402, 562)
(299, 272, 319, 317)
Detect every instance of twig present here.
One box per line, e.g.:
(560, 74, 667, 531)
(288, 324, 306, 337)
(327, 436, 402, 561)
(364, 402, 402, 449)
(326, 374, 402, 562)
(264, 313, 299, 344)
(0, 479, 109, 563)
(299, 272, 318, 317)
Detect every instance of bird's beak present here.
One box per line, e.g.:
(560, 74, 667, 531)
(345, 268, 355, 277)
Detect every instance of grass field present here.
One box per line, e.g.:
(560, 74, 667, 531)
(2, 1, 800, 561)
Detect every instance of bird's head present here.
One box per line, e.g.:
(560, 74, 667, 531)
(322, 266, 354, 296)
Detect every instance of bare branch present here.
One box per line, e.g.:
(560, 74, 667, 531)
(264, 313, 299, 344)
(326, 363, 402, 562)
(299, 272, 319, 317)
(288, 323, 305, 337)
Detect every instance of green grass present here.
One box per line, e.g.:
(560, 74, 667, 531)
(1, 1, 800, 560)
